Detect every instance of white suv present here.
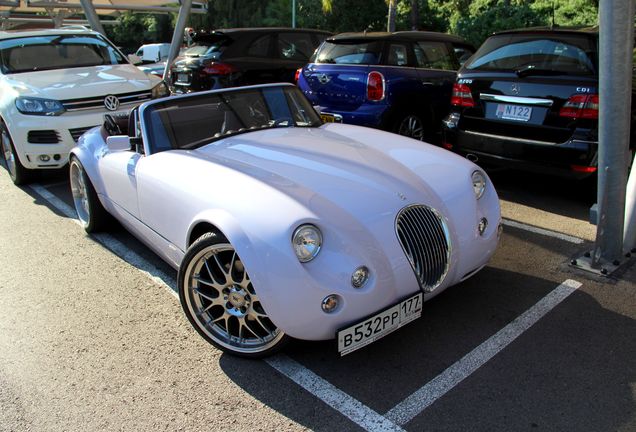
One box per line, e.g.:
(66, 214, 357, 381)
(0, 27, 168, 184)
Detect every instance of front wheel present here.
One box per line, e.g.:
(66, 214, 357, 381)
(179, 233, 289, 358)
(1, 121, 31, 185)
(69, 157, 110, 233)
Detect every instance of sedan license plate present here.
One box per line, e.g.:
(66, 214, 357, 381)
(495, 104, 532, 122)
(337, 292, 423, 356)
(176, 73, 190, 84)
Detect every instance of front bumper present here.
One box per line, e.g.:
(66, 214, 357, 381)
(6, 109, 113, 170)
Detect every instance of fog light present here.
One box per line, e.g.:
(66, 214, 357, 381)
(351, 266, 369, 288)
(53, 154, 61, 161)
(478, 217, 488, 236)
(321, 295, 340, 313)
(38, 154, 50, 162)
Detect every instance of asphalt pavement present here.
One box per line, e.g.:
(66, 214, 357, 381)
(0, 165, 634, 432)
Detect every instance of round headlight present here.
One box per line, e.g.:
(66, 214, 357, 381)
(292, 224, 322, 263)
(471, 170, 486, 200)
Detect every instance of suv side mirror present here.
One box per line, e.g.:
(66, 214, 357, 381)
(106, 135, 132, 152)
(127, 54, 143, 65)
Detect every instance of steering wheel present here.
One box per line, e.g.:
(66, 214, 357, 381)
(103, 114, 122, 136)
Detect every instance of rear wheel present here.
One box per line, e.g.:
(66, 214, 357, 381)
(179, 233, 289, 358)
(69, 156, 109, 233)
(393, 113, 425, 141)
(1, 121, 31, 185)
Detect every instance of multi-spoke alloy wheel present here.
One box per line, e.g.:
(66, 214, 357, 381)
(69, 157, 109, 233)
(396, 114, 425, 141)
(179, 233, 287, 357)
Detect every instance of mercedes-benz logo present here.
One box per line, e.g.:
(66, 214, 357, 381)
(318, 74, 331, 85)
(104, 95, 120, 111)
(510, 83, 520, 95)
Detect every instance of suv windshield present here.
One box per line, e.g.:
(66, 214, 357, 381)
(315, 40, 382, 65)
(0, 34, 126, 74)
(466, 33, 597, 76)
(143, 86, 323, 153)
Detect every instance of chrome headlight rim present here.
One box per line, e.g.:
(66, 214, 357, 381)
(15, 96, 65, 116)
(471, 170, 486, 200)
(292, 224, 322, 263)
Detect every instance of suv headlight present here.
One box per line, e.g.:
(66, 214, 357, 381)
(471, 170, 486, 199)
(151, 81, 169, 99)
(292, 224, 322, 263)
(15, 97, 65, 116)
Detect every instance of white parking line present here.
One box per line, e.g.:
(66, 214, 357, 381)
(30, 182, 584, 431)
(384, 279, 582, 426)
(267, 355, 405, 432)
(502, 219, 585, 244)
(29, 184, 178, 298)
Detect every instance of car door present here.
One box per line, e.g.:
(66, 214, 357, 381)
(275, 32, 318, 82)
(413, 40, 459, 125)
(98, 145, 143, 220)
(230, 33, 277, 85)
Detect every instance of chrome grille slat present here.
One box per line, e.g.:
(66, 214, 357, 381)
(396, 205, 451, 292)
(62, 91, 152, 111)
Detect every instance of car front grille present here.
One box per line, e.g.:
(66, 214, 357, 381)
(396, 205, 451, 292)
(69, 126, 98, 142)
(62, 90, 152, 112)
(27, 130, 60, 144)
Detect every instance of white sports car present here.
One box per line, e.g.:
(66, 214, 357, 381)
(70, 83, 501, 357)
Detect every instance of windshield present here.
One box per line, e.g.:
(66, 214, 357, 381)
(315, 40, 382, 65)
(466, 33, 597, 76)
(0, 34, 126, 74)
(142, 86, 323, 154)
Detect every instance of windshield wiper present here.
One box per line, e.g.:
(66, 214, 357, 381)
(515, 65, 566, 77)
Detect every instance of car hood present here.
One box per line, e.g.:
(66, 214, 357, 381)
(188, 124, 478, 222)
(5, 64, 158, 99)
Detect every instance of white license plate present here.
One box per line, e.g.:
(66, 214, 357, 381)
(176, 73, 190, 83)
(337, 292, 423, 356)
(495, 104, 532, 121)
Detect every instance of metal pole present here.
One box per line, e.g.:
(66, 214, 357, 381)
(292, 0, 296, 28)
(624, 153, 636, 251)
(163, 0, 192, 81)
(79, 0, 106, 35)
(593, 0, 634, 266)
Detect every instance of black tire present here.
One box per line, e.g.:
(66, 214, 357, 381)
(178, 232, 289, 358)
(392, 112, 427, 142)
(69, 156, 110, 233)
(0, 120, 31, 185)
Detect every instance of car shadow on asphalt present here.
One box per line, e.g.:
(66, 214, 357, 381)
(218, 267, 635, 431)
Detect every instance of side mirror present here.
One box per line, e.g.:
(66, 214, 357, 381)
(127, 54, 143, 65)
(106, 135, 132, 152)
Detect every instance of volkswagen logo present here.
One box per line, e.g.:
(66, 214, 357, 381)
(104, 95, 120, 111)
(317, 74, 331, 85)
(510, 83, 520, 95)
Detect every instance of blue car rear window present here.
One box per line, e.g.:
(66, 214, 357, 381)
(315, 41, 382, 65)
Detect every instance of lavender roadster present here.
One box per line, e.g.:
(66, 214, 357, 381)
(70, 83, 500, 357)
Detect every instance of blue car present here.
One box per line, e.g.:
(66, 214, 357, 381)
(297, 31, 474, 142)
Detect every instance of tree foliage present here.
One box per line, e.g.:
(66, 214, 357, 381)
(104, 0, 599, 52)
